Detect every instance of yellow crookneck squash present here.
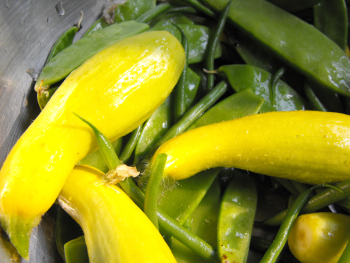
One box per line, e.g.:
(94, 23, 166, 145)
(0, 30, 185, 259)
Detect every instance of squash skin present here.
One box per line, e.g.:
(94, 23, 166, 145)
(58, 165, 177, 263)
(152, 111, 350, 184)
(288, 212, 350, 263)
(0, 30, 185, 259)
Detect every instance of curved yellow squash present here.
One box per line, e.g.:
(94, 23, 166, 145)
(0, 30, 185, 259)
(152, 111, 350, 183)
(58, 165, 177, 263)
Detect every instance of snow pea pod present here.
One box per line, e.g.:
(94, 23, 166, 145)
(168, 179, 221, 263)
(188, 88, 264, 130)
(314, 0, 348, 51)
(178, 24, 222, 64)
(83, 18, 109, 36)
(152, 111, 350, 184)
(134, 97, 172, 165)
(218, 171, 257, 263)
(35, 21, 149, 90)
(113, 0, 156, 23)
(199, 0, 350, 97)
(265, 0, 321, 12)
(46, 26, 80, 63)
(219, 64, 306, 112)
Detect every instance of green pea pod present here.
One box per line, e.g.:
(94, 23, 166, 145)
(64, 236, 89, 263)
(37, 25, 80, 109)
(178, 24, 222, 64)
(46, 26, 79, 63)
(314, 0, 348, 51)
(199, 0, 350, 97)
(168, 179, 221, 263)
(218, 171, 257, 263)
(266, 0, 321, 12)
(113, 0, 156, 23)
(83, 18, 109, 36)
(188, 88, 264, 130)
(35, 21, 149, 90)
(77, 138, 123, 173)
(134, 97, 171, 165)
(232, 31, 281, 74)
(219, 64, 306, 112)
(184, 68, 200, 109)
(157, 89, 263, 227)
(158, 169, 221, 225)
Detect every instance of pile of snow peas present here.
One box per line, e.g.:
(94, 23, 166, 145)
(8, 0, 350, 262)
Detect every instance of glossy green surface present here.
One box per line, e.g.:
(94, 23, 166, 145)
(218, 171, 257, 263)
(169, 179, 221, 263)
(220, 64, 306, 112)
(188, 88, 264, 130)
(200, 0, 350, 97)
(314, 0, 348, 51)
(266, 0, 321, 11)
(134, 97, 171, 165)
(36, 21, 149, 89)
(113, 0, 156, 23)
(158, 169, 220, 225)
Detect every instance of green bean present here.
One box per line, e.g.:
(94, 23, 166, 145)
(166, 6, 197, 14)
(303, 82, 328, 112)
(144, 153, 167, 229)
(173, 24, 189, 122)
(141, 81, 227, 162)
(74, 114, 122, 168)
(263, 179, 350, 226)
(119, 124, 143, 164)
(180, 0, 215, 17)
(260, 185, 327, 263)
(205, 2, 230, 92)
(78, 115, 219, 262)
(135, 3, 171, 23)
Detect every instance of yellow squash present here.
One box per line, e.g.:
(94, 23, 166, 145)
(0, 31, 185, 259)
(288, 212, 350, 263)
(58, 165, 177, 263)
(152, 111, 350, 183)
